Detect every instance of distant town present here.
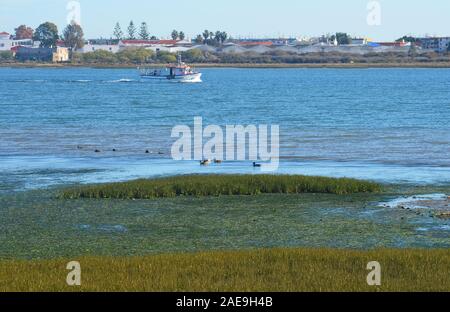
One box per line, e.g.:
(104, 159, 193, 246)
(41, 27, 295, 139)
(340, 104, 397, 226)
(1, 21, 450, 65)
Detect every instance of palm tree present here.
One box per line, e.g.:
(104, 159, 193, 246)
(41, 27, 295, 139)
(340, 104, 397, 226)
(220, 31, 228, 44)
(195, 35, 203, 44)
(202, 30, 210, 44)
(179, 31, 185, 41)
(214, 31, 221, 43)
(171, 30, 179, 40)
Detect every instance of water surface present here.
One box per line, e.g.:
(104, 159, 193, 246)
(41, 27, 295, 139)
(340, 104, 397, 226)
(1, 67, 450, 191)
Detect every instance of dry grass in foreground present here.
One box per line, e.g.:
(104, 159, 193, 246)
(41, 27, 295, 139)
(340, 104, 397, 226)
(0, 248, 448, 292)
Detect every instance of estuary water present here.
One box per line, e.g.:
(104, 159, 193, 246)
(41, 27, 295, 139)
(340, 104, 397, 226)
(1, 67, 450, 192)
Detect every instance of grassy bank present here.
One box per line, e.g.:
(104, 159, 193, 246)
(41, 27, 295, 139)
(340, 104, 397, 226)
(1, 248, 448, 292)
(59, 175, 382, 199)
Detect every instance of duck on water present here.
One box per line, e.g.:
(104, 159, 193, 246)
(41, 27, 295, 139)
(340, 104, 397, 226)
(138, 55, 202, 83)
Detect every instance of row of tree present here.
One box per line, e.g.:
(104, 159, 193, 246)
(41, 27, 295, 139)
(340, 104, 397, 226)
(12, 21, 229, 50)
(330, 33, 351, 45)
(194, 30, 228, 46)
(113, 21, 188, 41)
(111, 22, 229, 45)
(12, 21, 85, 50)
(170, 30, 186, 41)
(113, 21, 158, 40)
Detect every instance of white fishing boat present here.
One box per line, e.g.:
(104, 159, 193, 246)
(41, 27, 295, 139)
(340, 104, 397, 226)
(138, 55, 202, 83)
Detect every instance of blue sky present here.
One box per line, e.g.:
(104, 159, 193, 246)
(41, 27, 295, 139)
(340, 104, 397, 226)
(1, 0, 449, 40)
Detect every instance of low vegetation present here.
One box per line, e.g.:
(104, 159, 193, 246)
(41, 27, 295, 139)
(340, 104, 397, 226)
(59, 174, 382, 199)
(67, 48, 450, 66)
(198, 50, 450, 65)
(70, 49, 180, 64)
(0, 51, 14, 61)
(2, 47, 450, 66)
(1, 248, 448, 291)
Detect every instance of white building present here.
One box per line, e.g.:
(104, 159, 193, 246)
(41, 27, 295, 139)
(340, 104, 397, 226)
(78, 43, 120, 53)
(0, 32, 33, 51)
(119, 39, 177, 48)
(146, 45, 191, 53)
(75, 39, 194, 54)
(0, 32, 10, 40)
(119, 39, 192, 53)
(351, 38, 368, 45)
(418, 37, 450, 53)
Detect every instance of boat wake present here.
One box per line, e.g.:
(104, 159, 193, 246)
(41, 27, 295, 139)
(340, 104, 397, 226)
(170, 79, 202, 84)
(108, 78, 135, 83)
(180, 77, 202, 83)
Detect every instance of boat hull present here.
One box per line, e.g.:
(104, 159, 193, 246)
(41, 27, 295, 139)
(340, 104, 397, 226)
(141, 73, 202, 83)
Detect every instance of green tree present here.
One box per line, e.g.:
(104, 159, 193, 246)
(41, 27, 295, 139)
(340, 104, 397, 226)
(63, 21, 85, 51)
(33, 22, 59, 48)
(214, 31, 221, 43)
(139, 22, 149, 40)
(331, 33, 351, 45)
(195, 35, 203, 44)
(71, 51, 82, 63)
(171, 30, 179, 40)
(181, 49, 204, 62)
(129, 48, 154, 63)
(15, 25, 34, 40)
(396, 36, 417, 43)
(220, 31, 228, 44)
(213, 31, 228, 45)
(202, 30, 210, 43)
(116, 48, 154, 63)
(157, 51, 177, 63)
(113, 22, 123, 40)
(0, 51, 14, 61)
(127, 21, 136, 40)
(179, 31, 185, 41)
(82, 50, 116, 64)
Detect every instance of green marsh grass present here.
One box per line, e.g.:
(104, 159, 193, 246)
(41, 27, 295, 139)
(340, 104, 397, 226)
(59, 175, 382, 199)
(0, 248, 448, 292)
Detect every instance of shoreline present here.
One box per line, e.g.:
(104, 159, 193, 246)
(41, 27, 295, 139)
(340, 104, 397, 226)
(2, 62, 450, 69)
